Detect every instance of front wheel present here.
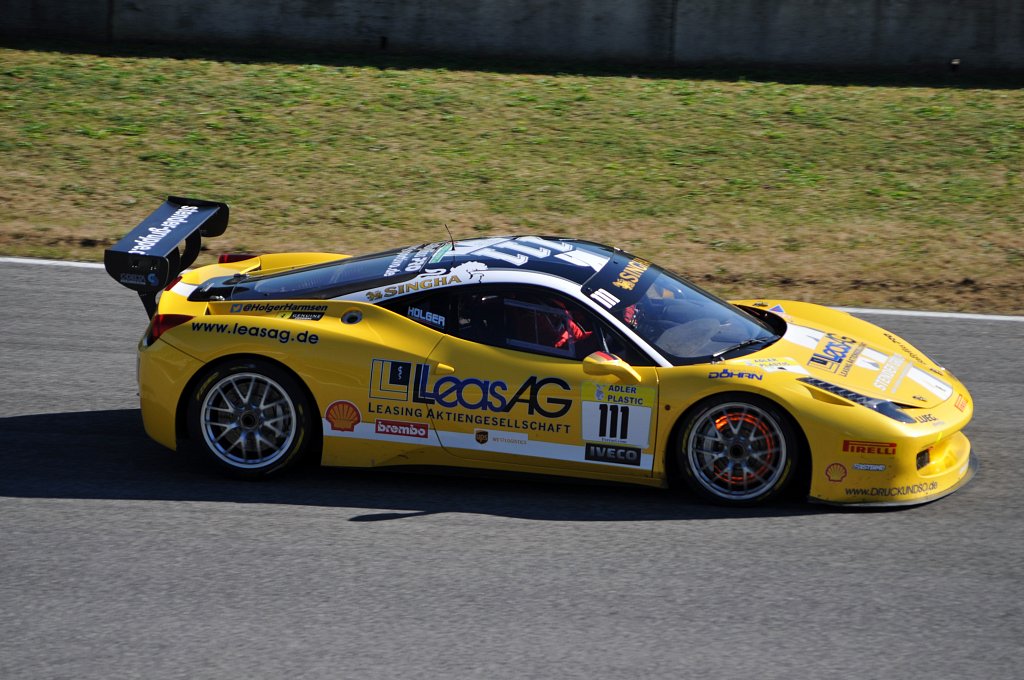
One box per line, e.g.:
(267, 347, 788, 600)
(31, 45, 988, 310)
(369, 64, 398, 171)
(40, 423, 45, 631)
(676, 394, 798, 506)
(187, 359, 313, 479)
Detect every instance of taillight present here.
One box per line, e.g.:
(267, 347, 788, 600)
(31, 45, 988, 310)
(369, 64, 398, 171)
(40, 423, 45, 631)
(163, 275, 183, 292)
(219, 252, 258, 264)
(149, 314, 193, 343)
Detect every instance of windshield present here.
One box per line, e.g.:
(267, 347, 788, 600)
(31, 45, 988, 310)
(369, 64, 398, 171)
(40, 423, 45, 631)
(583, 255, 778, 364)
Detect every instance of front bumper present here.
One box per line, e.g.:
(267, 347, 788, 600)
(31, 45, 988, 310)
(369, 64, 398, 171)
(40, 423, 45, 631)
(809, 430, 976, 507)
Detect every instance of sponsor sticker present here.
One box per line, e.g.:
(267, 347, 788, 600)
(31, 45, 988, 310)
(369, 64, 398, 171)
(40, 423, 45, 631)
(854, 346, 887, 372)
(369, 359, 413, 401)
(429, 243, 453, 264)
(374, 419, 429, 438)
(127, 204, 199, 255)
(590, 288, 620, 309)
(481, 430, 529, 447)
(707, 368, 762, 381)
(119, 273, 148, 285)
(836, 343, 865, 378)
(853, 463, 886, 472)
(581, 382, 655, 449)
(825, 463, 847, 482)
(611, 258, 651, 292)
(585, 442, 642, 466)
(325, 401, 361, 432)
(276, 311, 325, 321)
(369, 359, 573, 421)
(844, 482, 939, 498)
(365, 274, 462, 301)
(230, 302, 328, 314)
(807, 333, 858, 373)
(955, 394, 968, 412)
(383, 243, 456, 277)
(383, 245, 417, 277)
(368, 403, 424, 418)
(906, 366, 953, 400)
(408, 307, 445, 328)
(872, 354, 905, 391)
(454, 236, 576, 267)
(190, 321, 319, 345)
(882, 332, 928, 365)
(743, 357, 809, 375)
(842, 440, 897, 455)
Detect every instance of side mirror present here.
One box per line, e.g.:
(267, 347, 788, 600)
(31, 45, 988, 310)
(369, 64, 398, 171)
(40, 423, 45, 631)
(583, 351, 642, 384)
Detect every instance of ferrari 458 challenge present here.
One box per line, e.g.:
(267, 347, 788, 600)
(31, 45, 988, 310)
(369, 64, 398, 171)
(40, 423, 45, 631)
(105, 197, 976, 506)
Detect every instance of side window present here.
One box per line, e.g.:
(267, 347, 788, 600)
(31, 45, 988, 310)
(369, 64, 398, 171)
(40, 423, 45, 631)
(455, 287, 604, 361)
(378, 286, 653, 366)
(504, 297, 588, 358)
(600, 325, 655, 367)
(379, 291, 451, 332)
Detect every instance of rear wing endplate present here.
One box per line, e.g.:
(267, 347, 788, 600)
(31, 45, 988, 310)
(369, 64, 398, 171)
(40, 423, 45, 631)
(104, 196, 229, 317)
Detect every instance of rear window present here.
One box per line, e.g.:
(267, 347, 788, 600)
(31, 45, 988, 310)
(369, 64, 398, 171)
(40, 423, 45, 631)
(229, 249, 418, 300)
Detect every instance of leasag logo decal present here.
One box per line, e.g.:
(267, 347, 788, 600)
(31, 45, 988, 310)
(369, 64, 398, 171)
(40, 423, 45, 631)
(369, 359, 572, 418)
(808, 334, 857, 373)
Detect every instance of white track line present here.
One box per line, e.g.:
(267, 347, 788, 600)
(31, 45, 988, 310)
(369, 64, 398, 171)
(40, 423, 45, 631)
(835, 307, 1024, 322)
(0, 256, 104, 269)
(2, 255, 1022, 322)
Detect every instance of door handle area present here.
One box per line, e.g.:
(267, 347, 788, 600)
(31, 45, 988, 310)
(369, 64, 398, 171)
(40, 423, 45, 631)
(433, 362, 456, 375)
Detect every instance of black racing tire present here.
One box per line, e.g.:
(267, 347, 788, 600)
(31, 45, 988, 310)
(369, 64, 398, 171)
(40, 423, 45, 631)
(675, 393, 799, 506)
(186, 358, 313, 479)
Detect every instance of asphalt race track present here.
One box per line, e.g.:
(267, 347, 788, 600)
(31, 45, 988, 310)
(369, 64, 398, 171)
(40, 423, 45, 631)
(2, 259, 1022, 680)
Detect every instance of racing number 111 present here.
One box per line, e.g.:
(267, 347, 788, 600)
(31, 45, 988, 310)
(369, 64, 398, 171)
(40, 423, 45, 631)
(598, 404, 630, 439)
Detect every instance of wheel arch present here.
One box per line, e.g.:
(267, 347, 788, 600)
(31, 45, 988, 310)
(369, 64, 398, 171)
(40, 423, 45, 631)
(174, 353, 323, 460)
(665, 389, 812, 499)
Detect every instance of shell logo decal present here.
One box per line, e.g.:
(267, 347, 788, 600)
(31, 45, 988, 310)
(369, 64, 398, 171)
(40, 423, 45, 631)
(825, 463, 847, 482)
(325, 400, 361, 432)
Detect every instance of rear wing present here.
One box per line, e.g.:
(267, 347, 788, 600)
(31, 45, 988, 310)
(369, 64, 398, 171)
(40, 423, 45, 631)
(104, 196, 229, 317)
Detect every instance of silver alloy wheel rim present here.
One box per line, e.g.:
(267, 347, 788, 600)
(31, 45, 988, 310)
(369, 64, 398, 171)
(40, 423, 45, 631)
(686, 401, 787, 501)
(200, 372, 298, 469)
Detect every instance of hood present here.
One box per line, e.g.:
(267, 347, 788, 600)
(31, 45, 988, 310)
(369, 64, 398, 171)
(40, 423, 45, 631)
(733, 301, 955, 408)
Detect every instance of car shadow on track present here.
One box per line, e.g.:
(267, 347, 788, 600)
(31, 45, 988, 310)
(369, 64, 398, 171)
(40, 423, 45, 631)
(0, 409, 835, 522)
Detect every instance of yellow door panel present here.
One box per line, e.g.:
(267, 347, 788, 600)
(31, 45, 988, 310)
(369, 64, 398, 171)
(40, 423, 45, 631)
(421, 336, 658, 477)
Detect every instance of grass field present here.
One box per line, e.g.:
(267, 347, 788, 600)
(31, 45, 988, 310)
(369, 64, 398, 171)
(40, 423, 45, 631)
(1, 44, 1021, 312)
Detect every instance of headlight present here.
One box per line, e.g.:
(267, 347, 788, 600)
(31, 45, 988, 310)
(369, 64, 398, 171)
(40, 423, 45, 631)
(798, 377, 917, 423)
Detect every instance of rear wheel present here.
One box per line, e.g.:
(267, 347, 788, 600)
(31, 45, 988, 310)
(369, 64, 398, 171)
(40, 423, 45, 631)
(677, 394, 797, 506)
(187, 359, 313, 478)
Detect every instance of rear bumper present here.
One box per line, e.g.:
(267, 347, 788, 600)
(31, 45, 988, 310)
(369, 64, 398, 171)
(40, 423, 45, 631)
(138, 339, 204, 451)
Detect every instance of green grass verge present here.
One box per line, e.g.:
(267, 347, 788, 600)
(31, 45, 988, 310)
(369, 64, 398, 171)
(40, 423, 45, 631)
(1, 44, 1021, 312)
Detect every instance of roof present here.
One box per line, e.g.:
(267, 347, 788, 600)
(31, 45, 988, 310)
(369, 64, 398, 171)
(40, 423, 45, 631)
(389, 236, 619, 286)
(202, 236, 638, 304)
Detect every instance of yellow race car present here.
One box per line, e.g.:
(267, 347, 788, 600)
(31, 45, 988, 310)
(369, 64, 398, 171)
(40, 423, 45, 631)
(105, 197, 977, 506)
